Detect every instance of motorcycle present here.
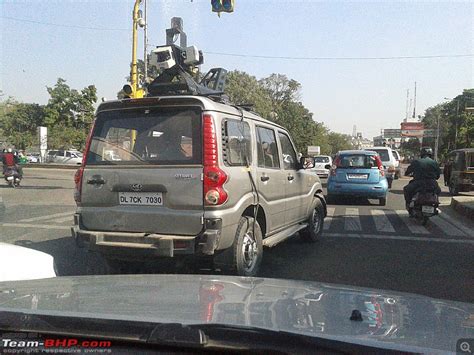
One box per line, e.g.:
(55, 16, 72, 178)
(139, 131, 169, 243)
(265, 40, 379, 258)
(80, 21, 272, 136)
(408, 189, 439, 226)
(4, 166, 22, 188)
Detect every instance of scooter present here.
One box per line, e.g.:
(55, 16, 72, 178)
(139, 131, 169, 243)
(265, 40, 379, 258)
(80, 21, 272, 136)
(4, 166, 22, 188)
(408, 190, 439, 226)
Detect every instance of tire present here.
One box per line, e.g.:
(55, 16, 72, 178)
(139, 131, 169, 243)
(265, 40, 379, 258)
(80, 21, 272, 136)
(228, 216, 263, 277)
(300, 199, 324, 242)
(379, 197, 387, 206)
(449, 180, 459, 196)
(421, 216, 429, 226)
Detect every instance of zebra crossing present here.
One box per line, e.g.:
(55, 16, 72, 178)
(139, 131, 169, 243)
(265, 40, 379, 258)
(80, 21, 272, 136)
(0, 210, 74, 231)
(323, 207, 473, 239)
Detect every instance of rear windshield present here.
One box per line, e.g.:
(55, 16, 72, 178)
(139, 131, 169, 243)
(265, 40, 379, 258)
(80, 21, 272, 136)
(467, 152, 474, 168)
(87, 107, 202, 165)
(370, 149, 390, 161)
(338, 154, 377, 169)
(314, 156, 330, 163)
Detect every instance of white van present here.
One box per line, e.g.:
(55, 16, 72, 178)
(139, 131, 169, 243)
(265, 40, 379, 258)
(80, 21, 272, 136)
(364, 147, 397, 188)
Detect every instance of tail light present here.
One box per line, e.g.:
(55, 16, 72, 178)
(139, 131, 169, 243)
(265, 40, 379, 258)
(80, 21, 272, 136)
(330, 157, 340, 176)
(74, 122, 95, 203)
(375, 156, 385, 177)
(203, 114, 228, 206)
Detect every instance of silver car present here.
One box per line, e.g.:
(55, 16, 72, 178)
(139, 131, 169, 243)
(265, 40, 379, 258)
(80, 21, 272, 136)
(71, 96, 327, 276)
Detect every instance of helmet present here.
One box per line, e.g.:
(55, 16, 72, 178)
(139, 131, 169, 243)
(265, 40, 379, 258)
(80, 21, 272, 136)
(420, 147, 433, 158)
(7, 148, 12, 153)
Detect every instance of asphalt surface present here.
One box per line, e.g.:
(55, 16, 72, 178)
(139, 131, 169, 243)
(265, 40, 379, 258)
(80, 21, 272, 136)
(0, 168, 473, 303)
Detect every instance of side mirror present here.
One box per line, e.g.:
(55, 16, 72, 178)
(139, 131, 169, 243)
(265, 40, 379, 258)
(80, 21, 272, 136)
(324, 164, 331, 170)
(299, 156, 315, 169)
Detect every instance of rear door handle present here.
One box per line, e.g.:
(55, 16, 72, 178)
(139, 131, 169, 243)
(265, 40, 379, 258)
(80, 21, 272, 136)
(87, 177, 106, 185)
(287, 175, 294, 181)
(260, 176, 270, 182)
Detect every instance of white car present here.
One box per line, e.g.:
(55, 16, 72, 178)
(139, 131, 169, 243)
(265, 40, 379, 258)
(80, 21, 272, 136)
(26, 153, 41, 163)
(0, 243, 56, 282)
(364, 147, 398, 188)
(47, 150, 83, 165)
(311, 155, 332, 178)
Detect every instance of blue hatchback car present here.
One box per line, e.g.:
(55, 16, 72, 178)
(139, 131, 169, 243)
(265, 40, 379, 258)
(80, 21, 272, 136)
(327, 150, 389, 206)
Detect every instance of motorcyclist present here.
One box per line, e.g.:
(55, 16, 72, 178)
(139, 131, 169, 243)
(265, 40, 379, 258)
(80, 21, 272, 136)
(403, 147, 441, 211)
(2, 148, 23, 178)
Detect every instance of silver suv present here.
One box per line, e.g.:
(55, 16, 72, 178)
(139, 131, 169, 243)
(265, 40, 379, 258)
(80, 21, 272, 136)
(71, 96, 326, 276)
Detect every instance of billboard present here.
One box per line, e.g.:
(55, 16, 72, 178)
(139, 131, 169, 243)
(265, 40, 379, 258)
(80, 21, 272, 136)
(383, 129, 401, 138)
(401, 122, 424, 137)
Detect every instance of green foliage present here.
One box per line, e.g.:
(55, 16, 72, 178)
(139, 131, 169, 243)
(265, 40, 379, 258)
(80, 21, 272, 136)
(44, 78, 97, 149)
(1, 78, 97, 151)
(399, 138, 421, 157)
(0, 99, 45, 150)
(326, 132, 353, 155)
(224, 70, 344, 155)
(422, 89, 474, 159)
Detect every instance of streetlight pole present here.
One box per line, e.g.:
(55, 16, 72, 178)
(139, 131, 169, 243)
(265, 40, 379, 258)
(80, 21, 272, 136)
(131, 0, 142, 97)
(435, 112, 440, 161)
(143, 0, 148, 84)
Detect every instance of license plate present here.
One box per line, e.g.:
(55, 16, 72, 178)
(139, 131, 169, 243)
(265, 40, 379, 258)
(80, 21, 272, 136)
(119, 192, 163, 206)
(422, 206, 435, 214)
(347, 174, 368, 179)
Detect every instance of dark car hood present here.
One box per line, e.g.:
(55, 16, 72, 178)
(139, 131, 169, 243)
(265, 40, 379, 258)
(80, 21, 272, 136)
(0, 274, 472, 353)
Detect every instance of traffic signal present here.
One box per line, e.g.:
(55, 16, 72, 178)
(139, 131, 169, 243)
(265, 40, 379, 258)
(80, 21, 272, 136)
(211, 0, 234, 14)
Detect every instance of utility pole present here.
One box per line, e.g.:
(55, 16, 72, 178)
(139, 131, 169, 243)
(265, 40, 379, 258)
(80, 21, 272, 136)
(405, 89, 409, 122)
(455, 99, 460, 149)
(412, 81, 417, 119)
(143, 0, 148, 84)
(130, 0, 146, 98)
(435, 112, 440, 161)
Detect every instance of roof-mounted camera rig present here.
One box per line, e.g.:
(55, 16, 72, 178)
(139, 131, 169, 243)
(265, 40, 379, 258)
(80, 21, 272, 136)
(147, 17, 228, 99)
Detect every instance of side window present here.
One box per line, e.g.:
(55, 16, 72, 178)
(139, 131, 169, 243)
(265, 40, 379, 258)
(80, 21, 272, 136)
(66, 151, 72, 157)
(223, 119, 252, 166)
(256, 126, 280, 169)
(57, 150, 64, 157)
(278, 132, 297, 170)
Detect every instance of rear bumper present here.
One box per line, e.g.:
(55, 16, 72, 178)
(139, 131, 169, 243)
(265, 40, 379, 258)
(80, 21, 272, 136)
(327, 181, 388, 198)
(71, 213, 221, 260)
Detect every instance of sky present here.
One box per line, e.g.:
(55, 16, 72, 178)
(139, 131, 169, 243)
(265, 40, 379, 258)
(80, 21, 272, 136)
(1, 0, 473, 139)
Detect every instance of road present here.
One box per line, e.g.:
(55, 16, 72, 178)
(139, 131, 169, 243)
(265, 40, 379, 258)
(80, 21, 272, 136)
(0, 168, 473, 303)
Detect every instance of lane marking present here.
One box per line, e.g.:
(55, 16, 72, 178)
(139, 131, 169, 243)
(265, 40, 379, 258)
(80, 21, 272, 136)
(324, 232, 474, 244)
(394, 210, 430, 234)
(323, 207, 335, 231)
(429, 216, 468, 237)
(370, 209, 395, 233)
(438, 212, 474, 238)
(344, 208, 361, 231)
(1, 223, 70, 230)
(52, 215, 73, 224)
(18, 211, 73, 223)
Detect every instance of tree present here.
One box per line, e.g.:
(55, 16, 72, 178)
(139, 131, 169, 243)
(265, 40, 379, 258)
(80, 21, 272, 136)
(326, 132, 353, 155)
(224, 70, 272, 118)
(259, 74, 301, 113)
(44, 78, 97, 149)
(225, 70, 335, 155)
(0, 100, 45, 150)
(399, 138, 421, 157)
